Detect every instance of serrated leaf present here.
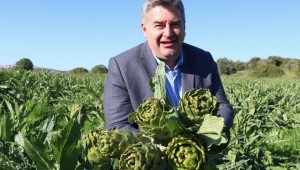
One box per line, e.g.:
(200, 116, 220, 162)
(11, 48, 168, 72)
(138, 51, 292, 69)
(23, 136, 53, 170)
(51, 111, 81, 170)
(197, 114, 227, 147)
(166, 114, 186, 137)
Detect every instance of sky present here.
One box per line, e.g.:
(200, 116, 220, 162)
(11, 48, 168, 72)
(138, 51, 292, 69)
(1, 1, 300, 71)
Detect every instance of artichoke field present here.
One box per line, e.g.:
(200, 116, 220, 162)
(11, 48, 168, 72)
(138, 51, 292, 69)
(1, 70, 299, 169)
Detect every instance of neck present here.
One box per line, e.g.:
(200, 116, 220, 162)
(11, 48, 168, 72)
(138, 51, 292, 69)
(165, 61, 176, 70)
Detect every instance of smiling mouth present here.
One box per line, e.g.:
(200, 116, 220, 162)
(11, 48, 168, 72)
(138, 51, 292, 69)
(161, 40, 175, 47)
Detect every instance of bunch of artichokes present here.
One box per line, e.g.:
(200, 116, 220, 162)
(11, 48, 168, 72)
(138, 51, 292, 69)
(84, 88, 226, 170)
(84, 63, 227, 169)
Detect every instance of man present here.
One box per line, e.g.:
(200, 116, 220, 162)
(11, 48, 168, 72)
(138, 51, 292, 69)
(103, 0, 234, 133)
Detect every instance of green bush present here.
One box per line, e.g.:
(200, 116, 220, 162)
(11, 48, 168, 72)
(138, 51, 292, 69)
(70, 67, 89, 74)
(294, 66, 300, 77)
(91, 65, 108, 74)
(15, 58, 33, 71)
(217, 58, 236, 75)
(252, 62, 285, 77)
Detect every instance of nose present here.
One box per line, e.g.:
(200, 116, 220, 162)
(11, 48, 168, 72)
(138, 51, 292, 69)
(163, 25, 173, 38)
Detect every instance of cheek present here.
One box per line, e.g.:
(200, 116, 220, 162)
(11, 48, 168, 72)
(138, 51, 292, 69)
(176, 29, 185, 38)
(149, 32, 162, 43)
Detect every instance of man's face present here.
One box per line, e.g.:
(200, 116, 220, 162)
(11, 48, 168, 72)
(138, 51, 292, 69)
(141, 6, 185, 65)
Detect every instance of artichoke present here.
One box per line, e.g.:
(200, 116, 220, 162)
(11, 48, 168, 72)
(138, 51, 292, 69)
(128, 97, 178, 145)
(84, 130, 102, 150)
(166, 135, 206, 170)
(96, 129, 146, 158)
(178, 88, 219, 129)
(86, 146, 111, 169)
(119, 142, 168, 170)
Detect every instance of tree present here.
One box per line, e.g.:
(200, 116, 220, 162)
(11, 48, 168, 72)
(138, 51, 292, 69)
(252, 61, 285, 77)
(268, 56, 284, 67)
(70, 67, 89, 74)
(234, 60, 246, 71)
(247, 57, 261, 69)
(15, 58, 33, 71)
(217, 57, 236, 75)
(91, 64, 108, 74)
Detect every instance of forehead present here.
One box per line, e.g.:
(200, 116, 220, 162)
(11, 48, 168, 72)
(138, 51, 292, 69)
(145, 6, 182, 22)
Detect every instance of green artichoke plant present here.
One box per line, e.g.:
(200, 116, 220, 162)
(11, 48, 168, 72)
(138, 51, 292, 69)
(86, 146, 111, 169)
(166, 135, 206, 170)
(119, 142, 168, 170)
(96, 129, 148, 158)
(84, 130, 102, 149)
(178, 88, 219, 130)
(128, 97, 179, 146)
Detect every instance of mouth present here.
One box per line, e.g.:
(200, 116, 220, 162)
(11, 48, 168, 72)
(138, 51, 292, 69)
(161, 40, 175, 48)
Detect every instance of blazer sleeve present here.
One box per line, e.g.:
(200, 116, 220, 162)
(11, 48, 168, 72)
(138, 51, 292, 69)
(212, 61, 234, 128)
(103, 57, 138, 132)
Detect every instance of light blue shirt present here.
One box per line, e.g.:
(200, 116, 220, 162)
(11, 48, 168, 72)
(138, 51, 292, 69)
(152, 53, 184, 108)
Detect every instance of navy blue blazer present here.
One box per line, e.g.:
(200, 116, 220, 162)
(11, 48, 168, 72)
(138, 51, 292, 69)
(103, 42, 234, 131)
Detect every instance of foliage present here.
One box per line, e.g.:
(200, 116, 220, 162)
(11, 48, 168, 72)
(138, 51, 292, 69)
(268, 56, 284, 67)
(15, 58, 34, 71)
(0, 71, 106, 169)
(70, 67, 89, 74)
(234, 60, 246, 71)
(0, 70, 299, 169)
(247, 57, 261, 69)
(291, 61, 300, 77)
(91, 64, 108, 74)
(285, 59, 300, 72)
(252, 61, 285, 77)
(217, 57, 236, 75)
(216, 77, 300, 169)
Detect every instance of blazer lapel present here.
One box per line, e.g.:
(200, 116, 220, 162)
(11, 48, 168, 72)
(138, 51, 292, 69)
(181, 46, 195, 95)
(139, 42, 157, 80)
(181, 73, 194, 95)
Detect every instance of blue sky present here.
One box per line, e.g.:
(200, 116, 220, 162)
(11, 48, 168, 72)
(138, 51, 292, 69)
(1, 1, 300, 71)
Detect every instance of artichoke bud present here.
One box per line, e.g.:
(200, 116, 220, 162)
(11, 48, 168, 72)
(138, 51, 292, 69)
(178, 88, 220, 128)
(69, 103, 87, 124)
(84, 130, 102, 150)
(130, 97, 177, 145)
(166, 135, 206, 170)
(119, 142, 168, 170)
(98, 129, 140, 158)
(87, 146, 111, 166)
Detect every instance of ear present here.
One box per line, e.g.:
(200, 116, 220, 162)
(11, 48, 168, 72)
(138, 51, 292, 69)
(141, 23, 147, 38)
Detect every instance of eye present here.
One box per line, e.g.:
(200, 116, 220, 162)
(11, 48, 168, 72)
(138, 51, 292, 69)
(172, 22, 181, 28)
(154, 24, 164, 29)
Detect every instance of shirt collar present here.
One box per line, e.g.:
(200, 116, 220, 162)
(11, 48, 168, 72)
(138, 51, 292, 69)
(152, 52, 184, 70)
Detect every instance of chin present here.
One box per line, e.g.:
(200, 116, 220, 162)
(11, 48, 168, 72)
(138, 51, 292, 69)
(163, 51, 179, 58)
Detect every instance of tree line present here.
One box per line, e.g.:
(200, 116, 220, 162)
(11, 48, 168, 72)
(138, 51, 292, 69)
(217, 56, 300, 77)
(3, 58, 108, 74)
(4, 57, 300, 77)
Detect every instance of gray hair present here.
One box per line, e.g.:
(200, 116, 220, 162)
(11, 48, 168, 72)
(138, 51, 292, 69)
(142, 0, 185, 23)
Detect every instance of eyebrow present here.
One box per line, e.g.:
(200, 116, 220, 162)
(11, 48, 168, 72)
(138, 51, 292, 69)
(153, 20, 182, 24)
